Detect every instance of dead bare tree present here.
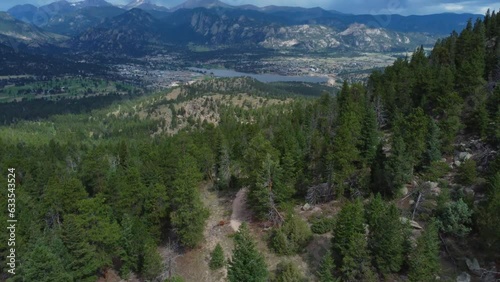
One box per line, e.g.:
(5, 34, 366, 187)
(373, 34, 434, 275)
(268, 192, 284, 226)
(158, 240, 181, 282)
(306, 183, 333, 205)
(374, 95, 387, 129)
(412, 192, 422, 221)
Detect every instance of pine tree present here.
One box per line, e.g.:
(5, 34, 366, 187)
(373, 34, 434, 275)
(170, 154, 209, 248)
(360, 101, 379, 164)
(243, 133, 280, 178)
(228, 223, 268, 282)
(249, 153, 291, 219)
(365, 193, 386, 228)
(408, 221, 440, 282)
(62, 196, 122, 281)
(43, 175, 87, 225)
(330, 82, 365, 196)
(370, 143, 390, 196)
(423, 118, 442, 167)
(331, 199, 372, 281)
(23, 243, 73, 282)
(410, 46, 432, 108)
(403, 107, 428, 166)
(477, 173, 500, 250)
(62, 215, 104, 282)
(142, 183, 169, 240)
(492, 106, 500, 145)
(317, 250, 336, 282)
(120, 214, 147, 276)
(118, 139, 129, 169)
(455, 19, 486, 96)
(114, 164, 147, 217)
(471, 101, 490, 139)
(367, 198, 405, 275)
(436, 90, 463, 153)
(385, 131, 412, 196)
(216, 139, 232, 190)
(209, 243, 225, 270)
(79, 145, 109, 195)
(141, 239, 163, 281)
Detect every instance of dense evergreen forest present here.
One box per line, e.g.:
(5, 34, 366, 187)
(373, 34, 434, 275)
(0, 10, 499, 282)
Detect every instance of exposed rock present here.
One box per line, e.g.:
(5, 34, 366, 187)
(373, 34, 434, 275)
(302, 203, 311, 211)
(464, 187, 475, 196)
(465, 257, 481, 275)
(400, 217, 423, 229)
(458, 152, 473, 161)
(311, 206, 322, 213)
(424, 181, 441, 196)
(454, 160, 462, 167)
(401, 186, 409, 196)
(456, 272, 471, 282)
(410, 221, 423, 229)
(426, 181, 439, 190)
(431, 186, 441, 196)
(409, 199, 415, 205)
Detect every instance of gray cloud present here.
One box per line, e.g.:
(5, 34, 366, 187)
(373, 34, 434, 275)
(0, 0, 497, 15)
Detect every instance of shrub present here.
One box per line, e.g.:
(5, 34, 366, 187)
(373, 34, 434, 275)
(310, 215, 335, 234)
(458, 159, 477, 185)
(437, 199, 473, 237)
(422, 161, 450, 182)
(165, 276, 185, 282)
(274, 261, 304, 282)
(270, 213, 312, 255)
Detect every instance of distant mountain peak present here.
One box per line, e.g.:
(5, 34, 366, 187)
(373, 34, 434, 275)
(0, 11, 17, 22)
(67, 0, 112, 7)
(115, 7, 157, 25)
(125, 0, 150, 9)
(170, 0, 233, 11)
(124, 0, 168, 11)
(80, 0, 113, 7)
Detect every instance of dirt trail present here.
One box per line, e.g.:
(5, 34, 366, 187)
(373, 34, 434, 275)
(175, 183, 233, 282)
(230, 188, 250, 231)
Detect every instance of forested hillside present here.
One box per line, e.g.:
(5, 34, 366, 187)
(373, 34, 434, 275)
(0, 9, 499, 282)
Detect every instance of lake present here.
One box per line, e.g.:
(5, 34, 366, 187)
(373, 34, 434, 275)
(189, 68, 329, 83)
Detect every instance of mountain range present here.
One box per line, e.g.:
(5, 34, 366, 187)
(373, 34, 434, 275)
(0, 0, 484, 56)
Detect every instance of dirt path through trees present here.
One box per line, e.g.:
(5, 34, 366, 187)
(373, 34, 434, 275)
(230, 188, 250, 231)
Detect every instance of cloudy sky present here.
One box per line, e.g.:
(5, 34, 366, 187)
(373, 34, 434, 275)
(0, 0, 496, 15)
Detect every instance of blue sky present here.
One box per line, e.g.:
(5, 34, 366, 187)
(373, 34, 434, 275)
(1, 0, 497, 15)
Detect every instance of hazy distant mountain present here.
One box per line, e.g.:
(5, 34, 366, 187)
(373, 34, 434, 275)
(70, 7, 440, 56)
(44, 6, 126, 36)
(76, 0, 114, 8)
(124, 0, 168, 11)
(260, 23, 436, 51)
(7, 0, 114, 25)
(311, 13, 480, 35)
(7, 0, 481, 36)
(0, 12, 67, 47)
(3, 0, 484, 58)
(73, 8, 168, 55)
(170, 0, 233, 11)
(6, 4, 38, 23)
(258, 6, 335, 22)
